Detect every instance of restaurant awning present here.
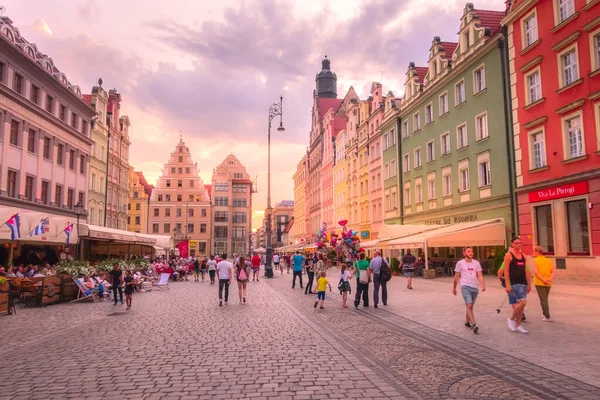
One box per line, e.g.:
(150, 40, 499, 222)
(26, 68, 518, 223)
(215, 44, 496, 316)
(387, 218, 506, 249)
(0, 206, 79, 244)
(366, 224, 445, 249)
(79, 224, 156, 245)
(361, 239, 379, 249)
(136, 234, 173, 249)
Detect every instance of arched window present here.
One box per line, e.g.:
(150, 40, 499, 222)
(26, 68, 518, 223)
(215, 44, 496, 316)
(27, 47, 35, 58)
(3, 28, 14, 42)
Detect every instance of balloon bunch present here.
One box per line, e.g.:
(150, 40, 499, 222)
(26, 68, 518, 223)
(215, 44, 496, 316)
(313, 219, 364, 262)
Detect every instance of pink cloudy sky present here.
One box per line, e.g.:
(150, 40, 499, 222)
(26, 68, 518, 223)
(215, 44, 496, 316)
(3, 0, 502, 229)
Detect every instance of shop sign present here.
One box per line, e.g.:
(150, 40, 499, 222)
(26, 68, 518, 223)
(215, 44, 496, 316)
(189, 240, 197, 249)
(528, 182, 588, 203)
(424, 213, 478, 225)
(361, 231, 370, 239)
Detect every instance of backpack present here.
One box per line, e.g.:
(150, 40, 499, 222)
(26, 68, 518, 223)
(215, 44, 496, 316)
(380, 258, 392, 282)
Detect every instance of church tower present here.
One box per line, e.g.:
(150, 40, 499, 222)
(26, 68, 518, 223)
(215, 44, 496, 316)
(315, 56, 337, 99)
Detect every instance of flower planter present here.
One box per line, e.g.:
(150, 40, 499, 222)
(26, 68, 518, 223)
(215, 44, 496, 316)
(423, 269, 436, 279)
(59, 274, 77, 302)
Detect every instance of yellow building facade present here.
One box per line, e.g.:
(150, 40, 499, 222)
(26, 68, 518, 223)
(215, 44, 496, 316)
(127, 168, 153, 233)
(292, 156, 307, 243)
(357, 100, 371, 241)
(333, 129, 348, 226)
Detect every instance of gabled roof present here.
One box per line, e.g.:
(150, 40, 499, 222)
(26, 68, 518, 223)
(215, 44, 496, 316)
(205, 184, 212, 199)
(415, 67, 428, 83)
(440, 42, 458, 57)
(82, 94, 93, 105)
(474, 9, 504, 35)
(318, 98, 343, 118)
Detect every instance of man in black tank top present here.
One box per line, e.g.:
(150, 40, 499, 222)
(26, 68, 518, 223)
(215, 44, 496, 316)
(503, 236, 531, 334)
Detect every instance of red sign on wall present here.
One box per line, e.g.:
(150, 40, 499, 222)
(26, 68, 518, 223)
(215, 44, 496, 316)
(528, 181, 588, 203)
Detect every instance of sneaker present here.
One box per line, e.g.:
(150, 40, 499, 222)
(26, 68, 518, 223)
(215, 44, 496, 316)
(473, 324, 479, 334)
(541, 316, 551, 322)
(314, 301, 318, 308)
(243, 297, 246, 303)
(319, 306, 325, 309)
(219, 300, 222, 306)
(465, 322, 473, 329)
(120, 301, 124, 305)
(507, 318, 517, 331)
(374, 304, 378, 309)
(515, 325, 529, 334)
(113, 303, 117, 306)
(354, 301, 359, 309)
(521, 314, 527, 322)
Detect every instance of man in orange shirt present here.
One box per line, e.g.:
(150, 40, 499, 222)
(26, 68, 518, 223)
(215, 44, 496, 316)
(532, 246, 555, 321)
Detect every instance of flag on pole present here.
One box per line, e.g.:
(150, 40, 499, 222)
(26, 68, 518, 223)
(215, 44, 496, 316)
(176, 240, 189, 258)
(4, 213, 21, 240)
(30, 217, 49, 237)
(63, 223, 74, 245)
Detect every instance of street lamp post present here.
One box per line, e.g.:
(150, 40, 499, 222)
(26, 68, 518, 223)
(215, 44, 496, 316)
(265, 96, 285, 278)
(74, 201, 85, 260)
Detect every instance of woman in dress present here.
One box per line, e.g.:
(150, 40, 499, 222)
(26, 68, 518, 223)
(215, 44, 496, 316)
(236, 256, 250, 303)
(338, 263, 352, 308)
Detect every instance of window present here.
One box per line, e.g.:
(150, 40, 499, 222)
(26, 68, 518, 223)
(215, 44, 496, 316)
(67, 188, 74, 209)
(426, 141, 435, 163)
(531, 131, 546, 169)
(7, 170, 17, 198)
(178, 168, 182, 174)
(441, 133, 451, 155)
(478, 160, 491, 187)
(59, 105, 66, 121)
(200, 223, 207, 233)
(177, 180, 182, 187)
(25, 129, 36, 153)
(0, 62, 3, 83)
(164, 223, 171, 234)
(69, 150, 76, 170)
(428, 178, 436, 200)
(214, 226, 228, 238)
(215, 196, 228, 206)
(214, 211, 228, 222)
(9, 121, 19, 146)
(475, 113, 488, 140)
(425, 104, 433, 124)
(557, 0, 574, 23)
(46, 95, 54, 113)
(233, 198, 247, 207)
(402, 121, 409, 139)
(443, 173, 452, 196)
(455, 81, 465, 105)
(457, 124, 468, 149)
(439, 92, 449, 115)
(534, 205, 554, 254)
(71, 112, 77, 129)
(403, 154, 410, 173)
(13, 73, 23, 94)
(404, 186, 411, 207)
(474, 67, 486, 93)
(43, 137, 51, 159)
(389, 129, 396, 146)
(166, 180, 171, 187)
(135, 203, 141, 211)
(459, 167, 469, 192)
(390, 159, 397, 177)
(233, 212, 247, 223)
(158, 194, 163, 201)
(80, 155, 85, 174)
(413, 113, 420, 132)
(565, 115, 584, 159)
(523, 12, 538, 48)
(57, 144, 64, 165)
(153, 223, 159, 233)
(566, 199, 590, 255)
(187, 223, 194, 234)
(41, 181, 49, 204)
(593, 33, 600, 71)
(23, 175, 34, 201)
(560, 49, 578, 87)
(415, 183, 422, 204)
(232, 227, 246, 239)
(133, 216, 139, 225)
(154, 208, 159, 217)
(165, 208, 170, 217)
(170, 167, 175, 173)
(178, 156, 183, 162)
(414, 148, 422, 168)
(526, 70, 541, 104)
(177, 194, 182, 202)
(30, 85, 39, 104)
(202, 208, 207, 217)
(176, 208, 182, 217)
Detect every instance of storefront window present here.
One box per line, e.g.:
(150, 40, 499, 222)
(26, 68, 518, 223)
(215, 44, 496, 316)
(566, 200, 590, 255)
(534, 205, 554, 254)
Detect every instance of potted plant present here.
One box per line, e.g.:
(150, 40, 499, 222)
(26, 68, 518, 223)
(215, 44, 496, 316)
(390, 258, 401, 276)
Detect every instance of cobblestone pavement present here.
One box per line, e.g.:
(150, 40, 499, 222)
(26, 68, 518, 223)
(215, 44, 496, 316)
(1, 271, 599, 400)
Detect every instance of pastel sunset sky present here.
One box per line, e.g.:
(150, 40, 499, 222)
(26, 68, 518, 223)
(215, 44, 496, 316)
(3, 0, 502, 228)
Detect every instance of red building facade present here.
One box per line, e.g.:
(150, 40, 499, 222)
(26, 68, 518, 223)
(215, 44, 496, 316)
(504, 0, 600, 276)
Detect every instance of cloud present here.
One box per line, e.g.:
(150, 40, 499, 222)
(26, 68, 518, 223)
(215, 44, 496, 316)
(78, 0, 100, 23)
(33, 19, 52, 36)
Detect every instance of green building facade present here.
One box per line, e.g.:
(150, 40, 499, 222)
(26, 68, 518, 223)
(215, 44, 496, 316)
(381, 92, 401, 225)
(397, 4, 514, 258)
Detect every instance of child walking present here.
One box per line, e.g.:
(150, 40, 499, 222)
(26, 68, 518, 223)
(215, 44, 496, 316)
(338, 264, 352, 308)
(314, 271, 332, 310)
(124, 270, 135, 310)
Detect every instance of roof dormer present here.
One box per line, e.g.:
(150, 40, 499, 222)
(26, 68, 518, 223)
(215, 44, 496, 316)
(403, 62, 427, 103)
(454, 3, 503, 66)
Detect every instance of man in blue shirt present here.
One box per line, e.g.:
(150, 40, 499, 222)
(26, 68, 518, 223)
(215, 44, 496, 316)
(292, 251, 304, 289)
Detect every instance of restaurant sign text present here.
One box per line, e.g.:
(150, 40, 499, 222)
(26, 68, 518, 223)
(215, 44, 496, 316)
(424, 213, 478, 225)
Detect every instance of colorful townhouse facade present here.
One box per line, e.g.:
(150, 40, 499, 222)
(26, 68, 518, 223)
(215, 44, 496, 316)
(398, 4, 513, 258)
(503, 0, 600, 276)
(381, 92, 401, 225)
(291, 155, 307, 244)
(366, 83, 385, 240)
(345, 95, 362, 235)
(126, 168, 153, 234)
(357, 100, 371, 239)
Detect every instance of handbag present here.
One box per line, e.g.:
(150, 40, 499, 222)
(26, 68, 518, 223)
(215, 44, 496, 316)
(359, 269, 369, 284)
